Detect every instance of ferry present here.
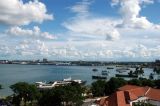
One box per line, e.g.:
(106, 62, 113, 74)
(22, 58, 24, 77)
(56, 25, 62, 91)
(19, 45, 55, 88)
(36, 77, 85, 89)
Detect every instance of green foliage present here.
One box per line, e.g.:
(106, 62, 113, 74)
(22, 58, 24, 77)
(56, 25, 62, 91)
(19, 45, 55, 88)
(134, 67, 144, 76)
(128, 70, 133, 76)
(105, 77, 127, 95)
(153, 67, 160, 74)
(91, 77, 160, 97)
(38, 83, 85, 106)
(154, 79, 160, 88)
(10, 82, 40, 106)
(38, 88, 62, 106)
(91, 78, 127, 97)
(133, 102, 156, 106)
(139, 78, 155, 87)
(128, 79, 142, 86)
(149, 73, 154, 80)
(128, 78, 155, 87)
(91, 80, 106, 97)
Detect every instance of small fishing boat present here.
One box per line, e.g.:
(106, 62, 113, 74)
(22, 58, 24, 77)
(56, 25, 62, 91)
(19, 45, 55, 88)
(92, 75, 107, 79)
(106, 67, 114, 69)
(92, 68, 98, 72)
(101, 70, 109, 75)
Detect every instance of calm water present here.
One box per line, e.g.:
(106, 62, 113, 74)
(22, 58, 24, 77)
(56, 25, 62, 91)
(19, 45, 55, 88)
(0, 64, 155, 96)
(0, 64, 106, 96)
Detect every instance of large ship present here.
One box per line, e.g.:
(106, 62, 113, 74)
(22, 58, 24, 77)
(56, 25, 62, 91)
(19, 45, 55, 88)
(36, 77, 85, 89)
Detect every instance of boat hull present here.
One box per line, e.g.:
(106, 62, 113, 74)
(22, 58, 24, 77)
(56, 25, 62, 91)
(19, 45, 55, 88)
(92, 76, 107, 79)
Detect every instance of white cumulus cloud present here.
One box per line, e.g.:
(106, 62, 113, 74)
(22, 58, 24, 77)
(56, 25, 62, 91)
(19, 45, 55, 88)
(112, 0, 159, 29)
(63, 0, 121, 41)
(0, 0, 53, 25)
(6, 26, 56, 40)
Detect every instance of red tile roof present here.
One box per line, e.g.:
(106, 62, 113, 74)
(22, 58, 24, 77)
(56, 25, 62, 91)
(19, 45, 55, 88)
(119, 85, 160, 101)
(118, 85, 140, 91)
(146, 88, 160, 101)
(98, 91, 129, 106)
(97, 85, 160, 106)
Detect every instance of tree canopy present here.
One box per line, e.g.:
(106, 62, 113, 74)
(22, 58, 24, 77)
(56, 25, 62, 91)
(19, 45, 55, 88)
(91, 77, 127, 97)
(105, 77, 127, 95)
(91, 80, 106, 97)
(153, 67, 160, 74)
(91, 77, 160, 97)
(38, 82, 85, 106)
(10, 82, 40, 106)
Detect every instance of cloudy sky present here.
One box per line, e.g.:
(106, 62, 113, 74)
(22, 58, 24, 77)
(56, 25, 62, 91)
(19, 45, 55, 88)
(0, 0, 160, 61)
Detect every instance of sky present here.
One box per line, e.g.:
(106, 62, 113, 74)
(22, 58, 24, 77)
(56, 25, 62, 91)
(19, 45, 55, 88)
(0, 0, 160, 61)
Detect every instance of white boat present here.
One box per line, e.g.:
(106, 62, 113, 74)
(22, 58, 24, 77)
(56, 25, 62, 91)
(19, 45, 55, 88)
(35, 81, 46, 85)
(36, 81, 70, 89)
(36, 77, 85, 89)
(116, 67, 130, 73)
(63, 77, 72, 81)
(63, 77, 84, 84)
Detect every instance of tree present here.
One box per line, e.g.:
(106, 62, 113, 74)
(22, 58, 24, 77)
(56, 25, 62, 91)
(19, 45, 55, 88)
(128, 70, 133, 77)
(149, 73, 154, 80)
(61, 82, 85, 106)
(154, 79, 160, 88)
(105, 77, 127, 95)
(134, 67, 144, 76)
(139, 78, 155, 87)
(0, 84, 2, 89)
(135, 67, 139, 71)
(38, 88, 62, 106)
(153, 67, 157, 74)
(10, 82, 39, 106)
(91, 80, 106, 97)
(38, 82, 85, 106)
(128, 79, 142, 86)
(153, 67, 160, 74)
(139, 67, 144, 76)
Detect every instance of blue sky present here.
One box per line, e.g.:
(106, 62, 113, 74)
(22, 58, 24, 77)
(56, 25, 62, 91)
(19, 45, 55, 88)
(0, 0, 160, 61)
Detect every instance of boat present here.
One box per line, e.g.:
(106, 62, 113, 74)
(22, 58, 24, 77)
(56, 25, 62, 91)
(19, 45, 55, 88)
(107, 67, 114, 69)
(115, 74, 138, 78)
(92, 68, 98, 72)
(36, 78, 85, 89)
(35, 81, 46, 85)
(63, 77, 72, 81)
(63, 77, 85, 84)
(36, 81, 69, 89)
(92, 75, 107, 79)
(101, 70, 109, 75)
(116, 67, 130, 73)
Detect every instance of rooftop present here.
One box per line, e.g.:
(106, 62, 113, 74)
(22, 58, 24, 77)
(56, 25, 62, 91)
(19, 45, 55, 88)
(97, 85, 160, 106)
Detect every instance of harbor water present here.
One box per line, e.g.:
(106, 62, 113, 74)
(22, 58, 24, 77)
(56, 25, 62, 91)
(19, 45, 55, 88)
(0, 64, 156, 96)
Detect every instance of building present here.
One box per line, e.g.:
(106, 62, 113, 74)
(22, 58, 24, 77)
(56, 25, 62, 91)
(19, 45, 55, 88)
(96, 85, 160, 106)
(43, 58, 48, 63)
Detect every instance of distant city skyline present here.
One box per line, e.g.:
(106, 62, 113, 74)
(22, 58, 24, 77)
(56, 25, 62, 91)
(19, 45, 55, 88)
(0, 0, 160, 61)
